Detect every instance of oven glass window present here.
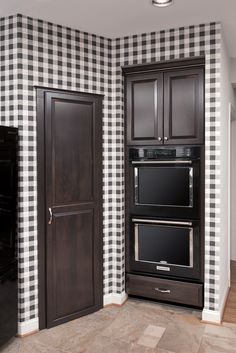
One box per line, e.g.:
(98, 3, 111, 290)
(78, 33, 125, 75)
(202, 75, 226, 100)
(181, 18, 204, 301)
(0, 161, 14, 197)
(135, 224, 192, 267)
(135, 166, 192, 207)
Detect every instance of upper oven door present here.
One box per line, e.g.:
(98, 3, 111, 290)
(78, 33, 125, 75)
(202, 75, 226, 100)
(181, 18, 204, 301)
(130, 159, 200, 219)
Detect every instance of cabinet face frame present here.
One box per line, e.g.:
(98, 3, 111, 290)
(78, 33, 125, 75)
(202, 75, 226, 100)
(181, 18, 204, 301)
(123, 57, 205, 146)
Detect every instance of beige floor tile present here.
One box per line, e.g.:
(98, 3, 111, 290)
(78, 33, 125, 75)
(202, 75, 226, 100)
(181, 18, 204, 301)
(0, 337, 22, 353)
(157, 313, 205, 353)
(129, 342, 158, 353)
(143, 325, 166, 338)
(205, 323, 236, 339)
(2, 300, 236, 353)
(84, 335, 130, 353)
(137, 334, 161, 348)
(101, 300, 173, 344)
(198, 336, 236, 353)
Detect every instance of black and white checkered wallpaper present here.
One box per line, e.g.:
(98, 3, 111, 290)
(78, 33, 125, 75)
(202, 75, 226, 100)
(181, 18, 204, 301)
(0, 14, 221, 324)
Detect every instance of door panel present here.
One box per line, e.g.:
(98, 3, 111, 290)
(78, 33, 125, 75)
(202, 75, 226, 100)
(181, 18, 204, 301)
(52, 99, 93, 204)
(126, 73, 163, 145)
(49, 210, 94, 322)
(164, 68, 204, 145)
(38, 89, 103, 328)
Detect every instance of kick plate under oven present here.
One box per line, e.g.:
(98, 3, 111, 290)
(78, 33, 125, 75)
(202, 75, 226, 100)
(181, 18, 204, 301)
(130, 218, 201, 281)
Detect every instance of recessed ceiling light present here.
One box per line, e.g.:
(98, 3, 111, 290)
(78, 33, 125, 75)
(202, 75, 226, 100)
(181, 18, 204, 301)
(152, 0, 173, 7)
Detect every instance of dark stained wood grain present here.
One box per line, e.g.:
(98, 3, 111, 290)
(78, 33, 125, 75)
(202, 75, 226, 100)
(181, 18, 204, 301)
(37, 88, 103, 329)
(127, 273, 203, 308)
(164, 67, 204, 145)
(126, 73, 163, 145)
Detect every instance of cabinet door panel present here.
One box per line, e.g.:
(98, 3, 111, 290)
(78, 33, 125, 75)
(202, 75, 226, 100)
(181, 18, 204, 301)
(164, 68, 204, 145)
(126, 73, 163, 145)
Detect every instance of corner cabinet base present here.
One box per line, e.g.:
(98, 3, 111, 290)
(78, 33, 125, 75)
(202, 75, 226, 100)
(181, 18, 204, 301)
(126, 274, 203, 308)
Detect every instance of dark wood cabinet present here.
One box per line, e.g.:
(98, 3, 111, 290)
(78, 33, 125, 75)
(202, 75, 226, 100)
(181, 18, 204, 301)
(126, 73, 163, 145)
(127, 274, 203, 308)
(124, 60, 204, 146)
(124, 58, 205, 310)
(164, 68, 204, 144)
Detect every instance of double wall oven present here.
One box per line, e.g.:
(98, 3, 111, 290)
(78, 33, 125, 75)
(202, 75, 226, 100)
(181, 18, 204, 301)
(127, 146, 204, 283)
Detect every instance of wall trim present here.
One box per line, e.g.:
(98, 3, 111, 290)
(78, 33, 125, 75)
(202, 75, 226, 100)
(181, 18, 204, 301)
(17, 318, 39, 336)
(202, 284, 230, 323)
(103, 292, 128, 306)
(202, 309, 221, 324)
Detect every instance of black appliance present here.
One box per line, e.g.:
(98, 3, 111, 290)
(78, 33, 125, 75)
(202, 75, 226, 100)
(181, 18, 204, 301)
(130, 218, 201, 280)
(129, 146, 203, 219)
(127, 146, 204, 283)
(0, 126, 18, 346)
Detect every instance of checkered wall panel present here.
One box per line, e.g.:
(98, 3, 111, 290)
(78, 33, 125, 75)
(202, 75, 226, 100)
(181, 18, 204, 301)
(0, 14, 221, 323)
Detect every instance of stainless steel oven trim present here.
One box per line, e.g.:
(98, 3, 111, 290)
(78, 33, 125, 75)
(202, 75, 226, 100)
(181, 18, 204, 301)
(132, 160, 193, 165)
(134, 165, 194, 208)
(134, 221, 194, 269)
(132, 218, 192, 226)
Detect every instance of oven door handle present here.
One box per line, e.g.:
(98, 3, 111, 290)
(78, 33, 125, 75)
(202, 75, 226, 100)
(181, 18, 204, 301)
(131, 160, 192, 165)
(132, 218, 192, 227)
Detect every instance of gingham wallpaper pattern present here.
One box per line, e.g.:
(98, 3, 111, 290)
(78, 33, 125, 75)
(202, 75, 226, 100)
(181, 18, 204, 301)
(1, 14, 114, 322)
(0, 14, 221, 323)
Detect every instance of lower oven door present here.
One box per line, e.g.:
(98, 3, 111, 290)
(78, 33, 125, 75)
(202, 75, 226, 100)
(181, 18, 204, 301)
(129, 218, 201, 281)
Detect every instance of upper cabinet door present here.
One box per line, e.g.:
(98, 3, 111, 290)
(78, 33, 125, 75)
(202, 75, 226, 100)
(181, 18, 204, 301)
(126, 73, 164, 145)
(163, 68, 204, 145)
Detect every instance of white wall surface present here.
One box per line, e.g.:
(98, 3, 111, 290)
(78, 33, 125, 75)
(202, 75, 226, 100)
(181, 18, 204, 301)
(220, 37, 236, 310)
(231, 98, 236, 261)
(230, 59, 236, 86)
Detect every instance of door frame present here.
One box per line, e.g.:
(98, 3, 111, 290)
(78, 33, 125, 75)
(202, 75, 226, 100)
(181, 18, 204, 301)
(36, 87, 104, 329)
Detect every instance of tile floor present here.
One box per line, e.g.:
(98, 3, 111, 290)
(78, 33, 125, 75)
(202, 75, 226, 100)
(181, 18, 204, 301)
(1, 299, 236, 353)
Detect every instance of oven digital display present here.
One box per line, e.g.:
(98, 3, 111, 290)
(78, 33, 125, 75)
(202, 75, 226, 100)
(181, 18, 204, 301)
(135, 224, 192, 267)
(135, 166, 193, 207)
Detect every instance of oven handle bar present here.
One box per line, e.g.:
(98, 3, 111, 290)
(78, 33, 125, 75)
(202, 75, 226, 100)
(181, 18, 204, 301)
(132, 218, 192, 227)
(131, 160, 192, 165)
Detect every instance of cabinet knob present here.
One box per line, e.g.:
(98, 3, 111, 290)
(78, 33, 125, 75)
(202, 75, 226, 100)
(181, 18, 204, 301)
(164, 136, 168, 141)
(158, 137, 162, 141)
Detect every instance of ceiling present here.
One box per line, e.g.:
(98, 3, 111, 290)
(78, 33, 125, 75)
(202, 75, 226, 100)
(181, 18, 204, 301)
(1, 0, 236, 57)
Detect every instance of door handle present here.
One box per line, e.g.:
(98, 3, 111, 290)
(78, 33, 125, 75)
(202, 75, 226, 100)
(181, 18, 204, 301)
(155, 288, 171, 294)
(48, 207, 53, 225)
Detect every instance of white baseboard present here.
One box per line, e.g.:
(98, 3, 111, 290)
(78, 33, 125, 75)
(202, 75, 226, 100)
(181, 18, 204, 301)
(103, 291, 128, 306)
(202, 284, 230, 324)
(202, 309, 222, 323)
(18, 318, 39, 336)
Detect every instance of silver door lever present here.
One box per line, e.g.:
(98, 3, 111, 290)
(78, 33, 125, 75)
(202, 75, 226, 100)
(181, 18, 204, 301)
(48, 207, 53, 225)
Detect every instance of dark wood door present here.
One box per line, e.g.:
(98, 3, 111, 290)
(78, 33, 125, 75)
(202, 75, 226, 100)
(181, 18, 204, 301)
(37, 89, 103, 328)
(163, 68, 204, 145)
(126, 73, 163, 145)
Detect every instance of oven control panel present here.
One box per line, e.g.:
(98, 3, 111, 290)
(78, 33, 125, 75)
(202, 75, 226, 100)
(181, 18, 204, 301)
(129, 146, 202, 161)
